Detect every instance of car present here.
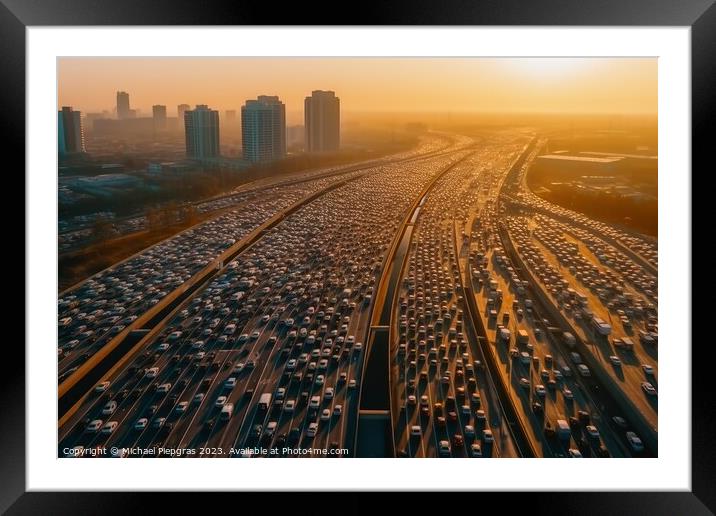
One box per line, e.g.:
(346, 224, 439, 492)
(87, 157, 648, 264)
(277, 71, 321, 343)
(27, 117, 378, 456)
(609, 355, 622, 366)
(315, 375, 325, 386)
(410, 425, 422, 437)
(320, 409, 331, 421)
(215, 396, 228, 407)
(348, 379, 357, 389)
(86, 419, 103, 433)
(324, 387, 335, 400)
(482, 429, 494, 442)
(534, 384, 546, 397)
(134, 418, 148, 430)
(101, 421, 118, 434)
(95, 381, 110, 393)
(586, 425, 600, 439)
(175, 401, 189, 413)
(145, 367, 159, 378)
(641, 382, 657, 396)
(224, 377, 237, 389)
(284, 399, 296, 412)
(286, 359, 297, 370)
(470, 443, 483, 457)
(333, 404, 343, 417)
(309, 395, 321, 410)
(642, 364, 655, 375)
(101, 401, 117, 415)
(612, 416, 628, 428)
(193, 393, 205, 404)
(464, 425, 475, 437)
(626, 431, 644, 452)
(152, 417, 166, 429)
(438, 440, 451, 457)
(306, 422, 318, 438)
(453, 433, 464, 447)
(157, 383, 172, 394)
(563, 388, 574, 400)
(532, 402, 543, 415)
(519, 377, 530, 389)
(568, 448, 583, 458)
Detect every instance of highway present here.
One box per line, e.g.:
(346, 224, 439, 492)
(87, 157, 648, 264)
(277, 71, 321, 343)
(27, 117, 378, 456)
(58, 131, 658, 459)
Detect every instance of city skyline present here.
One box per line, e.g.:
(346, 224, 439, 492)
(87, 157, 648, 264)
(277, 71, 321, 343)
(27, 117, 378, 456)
(58, 57, 657, 124)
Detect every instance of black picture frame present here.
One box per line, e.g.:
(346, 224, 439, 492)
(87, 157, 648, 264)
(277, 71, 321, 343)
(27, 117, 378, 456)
(6, 0, 710, 513)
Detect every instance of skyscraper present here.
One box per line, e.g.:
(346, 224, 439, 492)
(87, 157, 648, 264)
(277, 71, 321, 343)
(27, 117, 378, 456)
(116, 91, 130, 120)
(304, 90, 340, 152)
(177, 104, 190, 120)
(152, 104, 167, 131)
(241, 95, 286, 163)
(58, 106, 85, 154)
(225, 110, 237, 123)
(184, 104, 220, 159)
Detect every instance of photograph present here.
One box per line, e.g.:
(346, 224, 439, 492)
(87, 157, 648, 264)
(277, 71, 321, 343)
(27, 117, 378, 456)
(55, 56, 659, 460)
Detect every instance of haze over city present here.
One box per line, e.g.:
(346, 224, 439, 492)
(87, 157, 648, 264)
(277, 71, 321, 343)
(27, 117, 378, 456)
(58, 57, 657, 122)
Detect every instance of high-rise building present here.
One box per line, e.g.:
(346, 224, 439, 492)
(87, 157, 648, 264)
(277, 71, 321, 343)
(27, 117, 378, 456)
(177, 104, 190, 120)
(225, 110, 237, 123)
(153, 104, 167, 131)
(58, 106, 85, 154)
(304, 90, 340, 152)
(241, 95, 286, 163)
(184, 104, 220, 159)
(116, 91, 130, 120)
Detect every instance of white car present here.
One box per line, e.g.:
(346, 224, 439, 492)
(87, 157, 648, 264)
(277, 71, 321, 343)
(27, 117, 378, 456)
(309, 395, 321, 409)
(333, 404, 343, 417)
(568, 448, 583, 458)
(609, 355, 622, 366)
(642, 364, 654, 375)
(410, 425, 422, 437)
(438, 440, 451, 457)
(101, 401, 117, 415)
(470, 443, 482, 457)
(134, 418, 148, 430)
(224, 377, 237, 389)
(145, 367, 159, 378)
(86, 419, 103, 433)
(324, 387, 335, 400)
(175, 401, 189, 413)
(641, 382, 657, 396)
(215, 396, 228, 407)
(101, 421, 118, 434)
(306, 422, 318, 438)
(320, 409, 331, 421)
(284, 399, 296, 412)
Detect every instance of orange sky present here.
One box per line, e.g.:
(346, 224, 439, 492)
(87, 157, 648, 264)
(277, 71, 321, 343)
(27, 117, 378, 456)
(58, 57, 657, 124)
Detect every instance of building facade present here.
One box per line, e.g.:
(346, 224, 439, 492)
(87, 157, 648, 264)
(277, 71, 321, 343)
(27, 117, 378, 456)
(241, 95, 286, 162)
(177, 104, 190, 121)
(184, 105, 220, 159)
(304, 90, 340, 152)
(58, 106, 85, 154)
(116, 91, 130, 120)
(152, 104, 167, 131)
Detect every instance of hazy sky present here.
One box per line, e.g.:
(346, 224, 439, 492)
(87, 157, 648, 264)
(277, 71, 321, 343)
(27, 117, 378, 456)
(58, 57, 657, 124)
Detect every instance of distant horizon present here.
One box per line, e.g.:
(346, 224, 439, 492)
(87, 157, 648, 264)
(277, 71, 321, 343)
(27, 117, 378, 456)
(58, 57, 657, 125)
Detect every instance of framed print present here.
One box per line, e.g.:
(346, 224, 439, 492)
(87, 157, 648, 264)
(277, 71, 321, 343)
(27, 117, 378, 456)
(6, 0, 713, 512)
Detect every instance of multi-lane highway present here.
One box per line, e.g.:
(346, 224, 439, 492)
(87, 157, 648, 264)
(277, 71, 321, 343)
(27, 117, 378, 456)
(58, 131, 658, 458)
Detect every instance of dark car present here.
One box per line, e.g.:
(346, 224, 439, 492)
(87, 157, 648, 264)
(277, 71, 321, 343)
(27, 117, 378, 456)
(453, 434, 464, 447)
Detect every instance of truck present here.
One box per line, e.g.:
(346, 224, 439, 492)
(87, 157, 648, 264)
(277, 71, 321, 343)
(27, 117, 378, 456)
(517, 329, 529, 345)
(258, 393, 272, 410)
(562, 332, 576, 349)
(591, 316, 612, 336)
(556, 419, 571, 440)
